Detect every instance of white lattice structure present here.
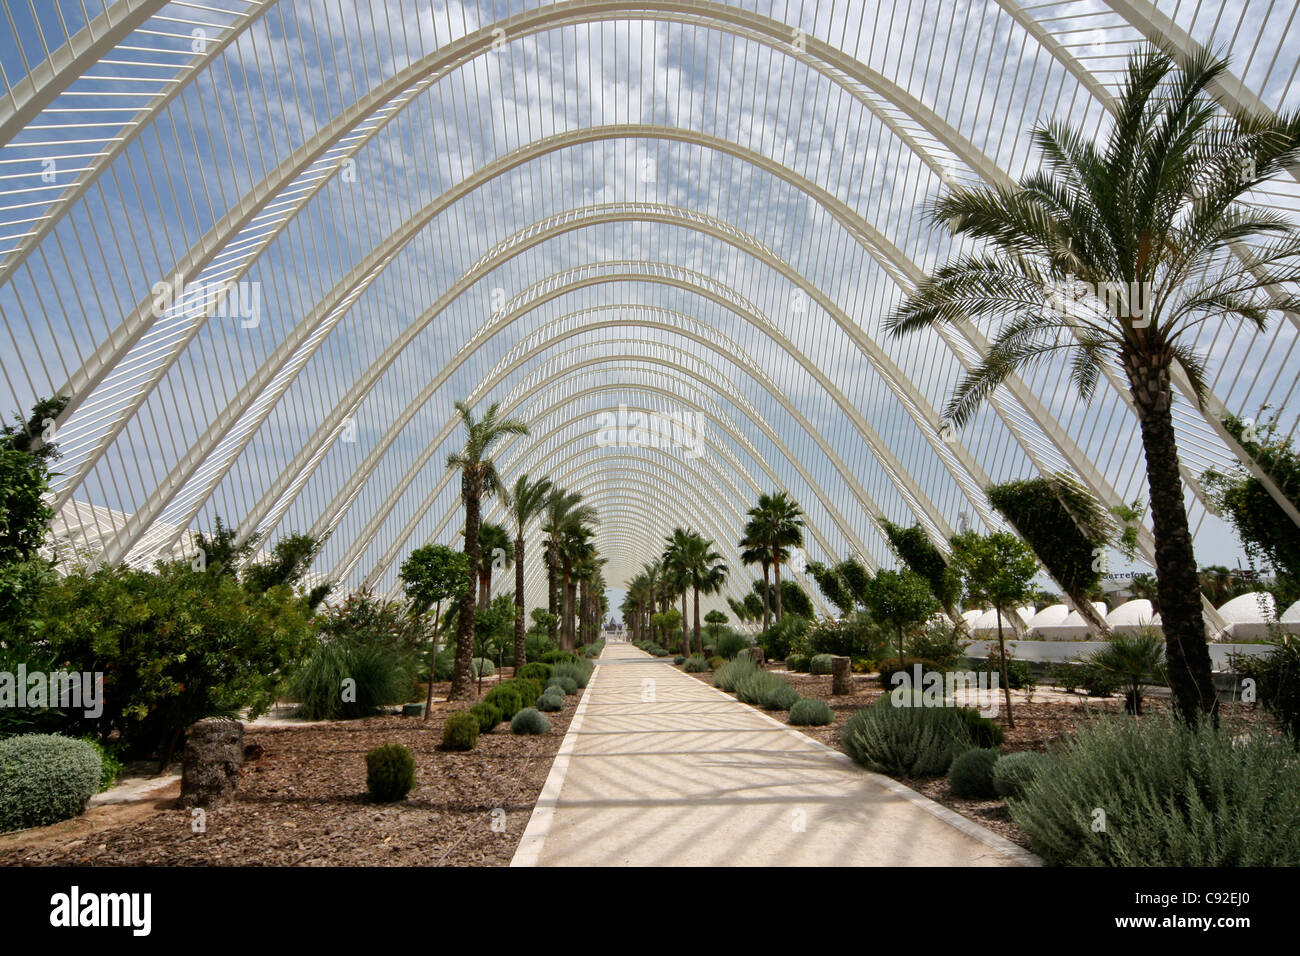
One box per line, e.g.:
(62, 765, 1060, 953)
(1, 1, 1298, 611)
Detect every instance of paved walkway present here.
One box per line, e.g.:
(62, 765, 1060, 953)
(512, 643, 1037, 866)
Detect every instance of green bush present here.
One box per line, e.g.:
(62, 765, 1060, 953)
(1077, 661, 1120, 697)
(876, 657, 943, 689)
(510, 708, 551, 735)
(291, 640, 411, 720)
(992, 750, 1051, 799)
(709, 656, 725, 670)
(786, 654, 810, 672)
(540, 650, 577, 665)
(841, 695, 975, 776)
(0, 735, 103, 833)
(468, 701, 502, 733)
(789, 698, 834, 726)
(713, 656, 759, 692)
(733, 669, 794, 707)
(512, 677, 544, 705)
(82, 736, 122, 792)
(582, 640, 605, 658)
(365, 743, 416, 802)
(482, 684, 524, 719)
(806, 614, 884, 659)
(947, 748, 1001, 798)
(761, 682, 800, 710)
(716, 630, 751, 659)
(516, 662, 553, 684)
(1048, 661, 1081, 694)
(536, 691, 564, 712)
(809, 654, 835, 675)
(441, 712, 479, 751)
(551, 660, 593, 689)
(1009, 715, 1300, 865)
(979, 654, 1034, 690)
(906, 621, 970, 667)
(1236, 639, 1300, 741)
(954, 707, 1005, 748)
(673, 655, 686, 665)
(683, 655, 708, 673)
(547, 675, 579, 695)
(472, 657, 496, 678)
(757, 614, 809, 660)
(525, 634, 557, 662)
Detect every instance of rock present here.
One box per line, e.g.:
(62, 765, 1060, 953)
(181, 717, 244, 809)
(743, 646, 766, 666)
(831, 656, 852, 695)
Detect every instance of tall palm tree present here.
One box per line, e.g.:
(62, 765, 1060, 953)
(475, 522, 513, 609)
(509, 473, 553, 667)
(745, 492, 804, 624)
(664, 528, 730, 655)
(739, 533, 773, 630)
(446, 400, 528, 700)
(884, 47, 1300, 722)
(661, 530, 694, 656)
(541, 489, 591, 645)
(625, 571, 654, 642)
(557, 524, 596, 651)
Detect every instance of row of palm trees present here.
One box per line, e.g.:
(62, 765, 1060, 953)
(445, 401, 606, 700)
(621, 493, 805, 652)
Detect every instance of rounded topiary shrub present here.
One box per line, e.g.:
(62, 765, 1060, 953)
(541, 650, 577, 665)
(841, 694, 974, 776)
(441, 712, 479, 751)
(512, 678, 544, 706)
(786, 654, 810, 673)
(809, 654, 835, 675)
(948, 748, 1001, 798)
(536, 691, 564, 712)
(992, 750, 1053, 800)
(547, 675, 579, 696)
(0, 735, 103, 833)
(516, 662, 553, 684)
(510, 707, 551, 735)
(789, 698, 834, 726)
(472, 657, 496, 678)
(483, 684, 524, 719)
(365, 743, 416, 802)
(761, 682, 801, 710)
(673, 655, 686, 665)
(468, 701, 502, 733)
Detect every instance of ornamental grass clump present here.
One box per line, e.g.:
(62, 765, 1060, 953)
(841, 693, 975, 776)
(713, 656, 758, 693)
(683, 655, 708, 673)
(760, 682, 800, 711)
(551, 660, 593, 689)
(1009, 714, 1300, 866)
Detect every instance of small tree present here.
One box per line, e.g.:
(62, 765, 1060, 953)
(950, 531, 1040, 727)
(878, 518, 963, 628)
(864, 570, 939, 672)
(704, 609, 728, 641)
(399, 543, 471, 718)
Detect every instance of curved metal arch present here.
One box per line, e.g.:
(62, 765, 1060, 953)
(233, 200, 993, 555)
(355, 356, 866, 589)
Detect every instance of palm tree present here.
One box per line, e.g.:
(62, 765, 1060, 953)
(884, 47, 1300, 722)
(625, 571, 654, 642)
(661, 530, 695, 656)
(739, 531, 773, 630)
(557, 524, 596, 651)
(509, 473, 553, 667)
(445, 400, 529, 700)
(665, 528, 730, 655)
(745, 493, 804, 624)
(475, 522, 513, 609)
(541, 489, 592, 645)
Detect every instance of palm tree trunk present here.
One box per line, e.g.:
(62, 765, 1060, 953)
(514, 535, 527, 668)
(693, 586, 703, 656)
(680, 592, 690, 657)
(579, 578, 590, 647)
(561, 563, 574, 651)
(773, 553, 784, 622)
(478, 569, 490, 609)
(547, 544, 559, 644)
(761, 563, 772, 630)
(1128, 361, 1218, 723)
(451, 475, 480, 700)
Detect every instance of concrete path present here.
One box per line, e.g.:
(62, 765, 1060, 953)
(513, 643, 1037, 866)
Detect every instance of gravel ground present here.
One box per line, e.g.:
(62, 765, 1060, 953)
(0, 680, 577, 867)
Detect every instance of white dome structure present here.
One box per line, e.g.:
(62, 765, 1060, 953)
(1107, 599, 1160, 636)
(1217, 592, 1281, 640)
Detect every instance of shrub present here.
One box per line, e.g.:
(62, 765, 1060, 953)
(979, 652, 1034, 690)
(716, 630, 751, 659)
(582, 640, 605, 658)
(789, 698, 834, 726)
(852, 657, 875, 673)
(512, 677, 544, 705)
(809, 654, 835, 675)
(541, 650, 577, 665)
(525, 634, 557, 662)
(947, 748, 1001, 798)
(510, 708, 551, 735)
(1084, 631, 1166, 714)
(683, 655, 708, 673)
(483, 684, 524, 719)
(536, 691, 564, 712)
(516, 662, 553, 684)
(1008, 714, 1300, 865)
(365, 743, 416, 802)
(709, 656, 725, 670)
(713, 656, 759, 692)
(1048, 661, 1081, 694)
(786, 654, 810, 672)
(757, 614, 808, 660)
(954, 707, 1005, 748)
(441, 712, 479, 751)
(876, 657, 943, 689)
(733, 669, 794, 707)
(547, 675, 579, 695)
(992, 750, 1051, 799)
(806, 614, 884, 659)
(82, 737, 122, 792)
(906, 620, 970, 666)
(551, 660, 593, 688)
(649, 644, 671, 657)
(468, 701, 502, 733)
(673, 655, 686, 665)
(841, 695, 974, 776)
(1235, 639, 1300, 741)
(472, 657, 496, 678)
(291, 640, 410, 720)
(761, 682, 800, 710)
(0, 735, 102, 833)
(1077, 661, 1120, 697)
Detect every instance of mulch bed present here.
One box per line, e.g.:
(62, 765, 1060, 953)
(0, 678, 575, 867)
(681, 661, 1268, 851)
